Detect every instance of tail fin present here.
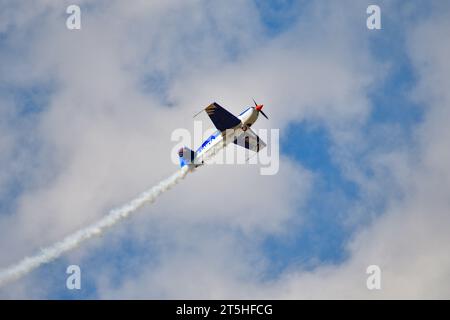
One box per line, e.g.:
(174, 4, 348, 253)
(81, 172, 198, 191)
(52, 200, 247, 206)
(178, 147, 196, 168)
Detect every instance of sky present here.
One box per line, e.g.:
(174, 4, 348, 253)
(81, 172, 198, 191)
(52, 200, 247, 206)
(0, 0, 449, 299)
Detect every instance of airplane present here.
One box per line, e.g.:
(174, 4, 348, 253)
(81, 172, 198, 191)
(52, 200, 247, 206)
(178, 100, 269, 169)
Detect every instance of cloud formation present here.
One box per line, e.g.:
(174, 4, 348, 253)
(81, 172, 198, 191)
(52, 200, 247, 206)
(0, 0, 449, 299)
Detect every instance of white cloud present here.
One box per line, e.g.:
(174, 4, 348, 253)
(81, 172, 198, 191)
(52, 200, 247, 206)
(1, 0, 449, 299)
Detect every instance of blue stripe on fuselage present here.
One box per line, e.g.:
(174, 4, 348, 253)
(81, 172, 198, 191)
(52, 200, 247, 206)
(238, 107, 251, 116)
(196, 131, 220, 154)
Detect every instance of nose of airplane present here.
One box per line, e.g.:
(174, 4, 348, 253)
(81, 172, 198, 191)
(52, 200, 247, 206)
(253, 99, 268, 119)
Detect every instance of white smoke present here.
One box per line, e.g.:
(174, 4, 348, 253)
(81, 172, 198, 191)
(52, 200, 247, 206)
(0, 166, 190, 287)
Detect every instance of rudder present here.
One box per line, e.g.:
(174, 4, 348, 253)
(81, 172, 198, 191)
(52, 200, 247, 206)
(178, 147, 196, 168)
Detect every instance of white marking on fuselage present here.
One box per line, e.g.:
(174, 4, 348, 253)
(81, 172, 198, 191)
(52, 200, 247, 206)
(238, 107, 259, 126)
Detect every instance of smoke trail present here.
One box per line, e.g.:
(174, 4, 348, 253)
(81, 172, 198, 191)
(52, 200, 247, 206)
(0, 167, 189, 287)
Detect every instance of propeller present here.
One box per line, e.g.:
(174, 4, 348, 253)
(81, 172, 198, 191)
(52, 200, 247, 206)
(253, 99, 268, 120)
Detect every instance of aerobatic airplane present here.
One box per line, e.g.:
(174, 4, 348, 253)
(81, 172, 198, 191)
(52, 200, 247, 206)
(178, 100, 269, 169)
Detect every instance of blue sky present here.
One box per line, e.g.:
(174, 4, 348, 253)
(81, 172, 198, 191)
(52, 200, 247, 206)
(1, 1, 450, 299)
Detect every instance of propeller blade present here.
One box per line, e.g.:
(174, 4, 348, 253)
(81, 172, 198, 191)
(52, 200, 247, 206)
(253, 98, 257, 107)
(260, 110, 269, 120)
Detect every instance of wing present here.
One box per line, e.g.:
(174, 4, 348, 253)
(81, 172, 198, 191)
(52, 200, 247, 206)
(233, 128, 266, 153)
(204, 102, 241, 132)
